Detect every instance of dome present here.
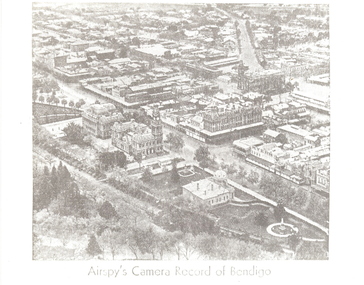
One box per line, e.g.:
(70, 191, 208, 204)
(214, 168, 227, 181)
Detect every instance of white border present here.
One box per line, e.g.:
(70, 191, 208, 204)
(1, 1, 363, 284)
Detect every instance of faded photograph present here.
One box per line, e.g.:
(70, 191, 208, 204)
(32, 3, 330, 261)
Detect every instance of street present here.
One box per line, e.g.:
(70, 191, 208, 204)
(215, 7, 264, 72)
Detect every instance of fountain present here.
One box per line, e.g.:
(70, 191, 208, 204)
(266, 218, 299, 238)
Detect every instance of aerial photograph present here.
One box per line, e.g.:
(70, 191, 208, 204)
(32, 2, 330, 261)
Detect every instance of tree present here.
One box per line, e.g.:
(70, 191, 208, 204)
(33, 173, 55, 211)
(46, 96, 53, 105)
(75, 102, 81, 109)
(68, 100, 74, 108)
(194, 146, 210, 168)
(254, 211, 269, 228)
(78, 98, 86, 106)
(98, 201, 118, 220)
(260, 173, 284, 199)
(131, 37, 141, 48)
(288, 233, 301, 251)
(195, 233, 218, 259)
(61, 99, 67, 107)
(170, 231, 184, 260)
(53, 97, 60, 106)
(83, 134, 94, 146)
(181, 233, 197, 260)
(141, 167, 153, 183)
(238, 166, 248, 183)
(247, 169, 260, 184)
(38, 95, 45, 103)
(62, 122, 85, 144)
(274, 201, 286, 221)
(99, 228, 125, 260)
(135, 153, 143, 169)
(114, 151, 127, 168)
(166, 133, 184, 152)
(86, 234, 103, 256)
(48, 79, 59, 91)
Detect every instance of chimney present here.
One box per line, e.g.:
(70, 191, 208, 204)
(204, 190, 206, 195)
(211, 184, 214, 191)
(197, 183, 199, 190)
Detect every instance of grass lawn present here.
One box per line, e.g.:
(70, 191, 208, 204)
(211, 203, 326, 241)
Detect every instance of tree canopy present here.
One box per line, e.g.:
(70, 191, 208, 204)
(62, 122, 85, 145)
(194, 146, 211, 168)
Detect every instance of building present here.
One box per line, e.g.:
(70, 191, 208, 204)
(95, 49, 115, 60)
(271, 101, 311, 124)
(182, 169, 235, 207)
(82, 103, 124, 139)
(263, 129, 287, 144)
(70, 41, 90, 52)
(181, 102, 264, 144)
(238, 66, 285, 95)
(315, 168, 330, 191)
(111, 108, 163, 157)
(276, 124, 317, 146)
(290, 91, 330, 114)
(307, 73, 330, 86)
(233, 136, 264, 157)
(250, 143, 288, 165)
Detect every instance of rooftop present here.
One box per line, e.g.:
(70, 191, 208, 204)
(277, 124, 312, 138)
(183, 177, 232, 201)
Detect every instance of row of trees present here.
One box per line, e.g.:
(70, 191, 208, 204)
(33, 162, 89, 217)
(34, 92, 86, 110)
(86, 225, 270, 260)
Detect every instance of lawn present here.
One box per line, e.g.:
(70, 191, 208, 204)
(211, 203, 327, 241)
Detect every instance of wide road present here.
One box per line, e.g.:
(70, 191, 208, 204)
(215, 7, 264, 72)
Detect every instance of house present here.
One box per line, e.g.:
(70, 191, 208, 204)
(182, 169, 235, 207)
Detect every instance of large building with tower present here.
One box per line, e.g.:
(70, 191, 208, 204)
(111, 108, 163, 157)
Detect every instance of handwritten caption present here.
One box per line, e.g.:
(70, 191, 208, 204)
(88, 265, 271, 278)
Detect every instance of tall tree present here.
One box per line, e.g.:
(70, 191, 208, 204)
(86, 234, 103, 257)
(170, 159, 180, 183)
(61, 99, 67, 107)
(274, 201, 286, 221)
